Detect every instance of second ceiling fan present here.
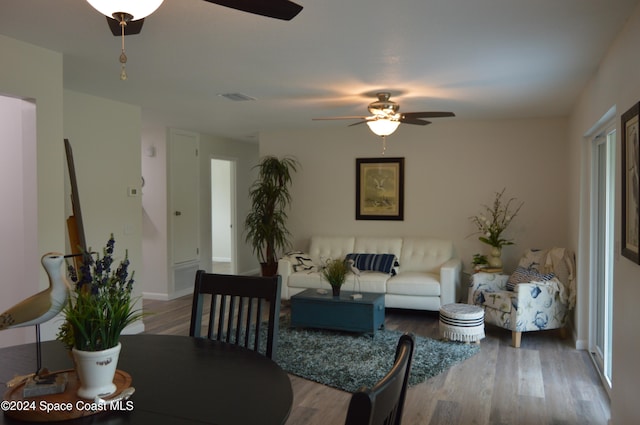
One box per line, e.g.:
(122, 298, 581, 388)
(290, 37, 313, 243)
(313, 92, 455, 137)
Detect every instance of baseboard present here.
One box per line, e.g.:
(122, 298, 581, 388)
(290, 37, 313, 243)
(143, 287, 193, 301)
(575, 338, 589, 350)
(143, 291, 171, 301)
(212, 256, 231, 262)
(169, 287, 194, 300)
(241, 268, 261, 276)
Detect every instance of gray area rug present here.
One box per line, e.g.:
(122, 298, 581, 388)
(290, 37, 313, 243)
(272, 317, 480, 393)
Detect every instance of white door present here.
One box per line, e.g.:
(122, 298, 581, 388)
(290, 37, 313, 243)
(170, 129, 200, 265)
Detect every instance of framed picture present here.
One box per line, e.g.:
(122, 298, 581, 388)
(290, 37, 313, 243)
(622, 102, 640, 264)
(356, 157, 404, 220)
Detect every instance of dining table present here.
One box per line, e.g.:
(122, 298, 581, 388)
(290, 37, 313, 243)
(0, 334, 293, 425)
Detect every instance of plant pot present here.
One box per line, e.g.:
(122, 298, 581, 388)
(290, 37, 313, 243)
(72, 342, 121, 399)
(331, 285, 341, 297)
(260, 262, 278, 277)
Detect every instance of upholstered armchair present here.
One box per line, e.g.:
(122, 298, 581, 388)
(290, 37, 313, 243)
(467, 248, 576, 348)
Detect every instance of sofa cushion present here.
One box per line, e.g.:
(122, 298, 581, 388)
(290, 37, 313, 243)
(506, 266, 555, 291)
(351, 271, 388, 293)
(399, 238, 453, 273)
(345, 253, 399, 275)
(386, 272, 440, 297)
(353, 237, 403, 259)
(308, 236, 355, 265)
(288, 272, 327, 290)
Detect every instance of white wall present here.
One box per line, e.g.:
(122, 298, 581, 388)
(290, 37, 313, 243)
(63, 89, 144, 334)
(569, 3, 640, 423)
(0, 96, 38, 348)
(141, 120, 170, 297)
(0, 35, 64, 347)
(260, 117, 570, 279)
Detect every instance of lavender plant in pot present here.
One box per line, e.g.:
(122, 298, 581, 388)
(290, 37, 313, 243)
(57, 235, 142, 399)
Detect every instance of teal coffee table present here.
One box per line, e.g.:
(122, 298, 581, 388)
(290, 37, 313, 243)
(290, 289, 385, 335)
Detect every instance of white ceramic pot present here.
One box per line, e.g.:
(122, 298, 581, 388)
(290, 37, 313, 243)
(72, 342, 121, 399)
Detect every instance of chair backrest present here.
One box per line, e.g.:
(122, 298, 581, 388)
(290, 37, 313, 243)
(344, 333, 415, 425)
(189, 271, 282, 360)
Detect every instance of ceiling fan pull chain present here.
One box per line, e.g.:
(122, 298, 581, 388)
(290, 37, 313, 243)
(119, 20, 128, 81)
(381, 136, 387, 156)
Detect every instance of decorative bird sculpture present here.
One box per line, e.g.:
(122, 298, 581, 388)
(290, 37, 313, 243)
(0, 253, 71, 331)
(347, 259, 362, 298)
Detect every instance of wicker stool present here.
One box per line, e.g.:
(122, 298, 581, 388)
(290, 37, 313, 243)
(439, 303, 485, 344)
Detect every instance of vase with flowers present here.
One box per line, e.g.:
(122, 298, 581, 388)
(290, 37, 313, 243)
(469, 188, 523, 269)
(57, 234, 143, 399)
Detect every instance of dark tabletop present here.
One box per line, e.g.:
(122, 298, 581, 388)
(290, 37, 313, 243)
(293, 288, 384, 304)
(1, 334, 293, 425)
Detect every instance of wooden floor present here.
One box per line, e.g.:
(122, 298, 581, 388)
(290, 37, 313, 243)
(143, 296, 611, 425)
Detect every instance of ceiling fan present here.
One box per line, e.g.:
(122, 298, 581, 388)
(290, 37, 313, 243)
(87, 0, 302, 80)
(313, 92, 455, 137)
(104, 0, 304, 36)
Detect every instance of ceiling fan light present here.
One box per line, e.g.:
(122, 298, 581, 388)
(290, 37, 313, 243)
(86, 0, 164, 20)
(367, 119, 401, 137)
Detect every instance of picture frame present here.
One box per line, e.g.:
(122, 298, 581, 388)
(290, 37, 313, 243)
(356, 157, 404, 220)
(621, 102, 640, 264)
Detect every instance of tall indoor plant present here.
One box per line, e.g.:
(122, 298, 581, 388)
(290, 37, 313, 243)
(244, 156, 299, 276)
(58, 234, 143, 399)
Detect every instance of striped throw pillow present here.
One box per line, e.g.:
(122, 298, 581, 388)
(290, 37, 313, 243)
(345, 253, 399, 275)
(506, 266, 555, 291)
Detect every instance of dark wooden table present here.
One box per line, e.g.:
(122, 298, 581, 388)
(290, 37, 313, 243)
(1, 334, 293, 425)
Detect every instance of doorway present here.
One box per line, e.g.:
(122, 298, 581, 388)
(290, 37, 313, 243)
(590, 122, 615, 392)
(211, 158, 237, 274)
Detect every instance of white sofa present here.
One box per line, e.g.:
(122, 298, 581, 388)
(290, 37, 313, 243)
(277, 236, 461, 311)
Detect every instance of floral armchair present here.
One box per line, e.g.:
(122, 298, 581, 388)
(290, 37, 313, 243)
(467, 248, 576, 348)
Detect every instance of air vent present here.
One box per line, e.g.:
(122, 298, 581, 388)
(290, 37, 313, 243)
(218, 93, 256, 102)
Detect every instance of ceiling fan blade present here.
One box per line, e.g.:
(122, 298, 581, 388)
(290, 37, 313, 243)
(401, 111, 455, 119)
(348, 121, 368, 127)
(399, 117, 432, 126)
(312, 116, 369, 121)
(107, 17, 145, 36)
(203, 0, 303, 20)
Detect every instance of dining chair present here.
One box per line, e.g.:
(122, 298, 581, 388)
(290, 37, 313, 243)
(344, 333, 415, 425)
(189, 271, 282, 360)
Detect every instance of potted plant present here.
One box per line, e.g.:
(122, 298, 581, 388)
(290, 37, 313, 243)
(244, 156, 299, 276)
(471, 253, 489, 272)
(58, 234, 143, 399)
(321, 258, 349, 297)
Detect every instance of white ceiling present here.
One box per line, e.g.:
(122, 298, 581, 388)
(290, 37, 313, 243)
(1, 0, 638, 142)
